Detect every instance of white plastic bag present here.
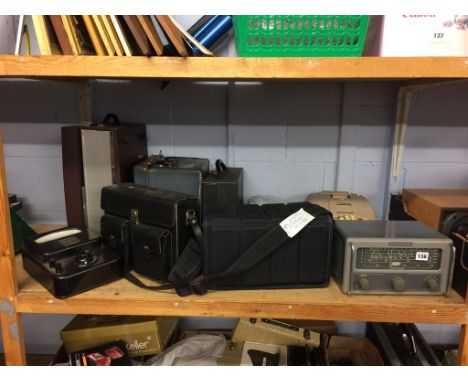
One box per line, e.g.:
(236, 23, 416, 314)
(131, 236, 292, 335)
(145, 334, 227, 366)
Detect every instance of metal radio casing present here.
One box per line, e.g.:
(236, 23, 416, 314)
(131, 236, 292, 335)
(332, 220, 455, 295)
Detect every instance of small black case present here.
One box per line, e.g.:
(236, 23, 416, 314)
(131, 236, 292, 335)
(202, 160, 243, 209)
(202, 202, 333, 290)
(101, 214, 129, 259)
(131, 224, 173, 281)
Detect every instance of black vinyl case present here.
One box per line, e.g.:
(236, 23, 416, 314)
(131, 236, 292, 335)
(202, 165, 243, 209)
(203, 202, 334, 290)
(101, 183, 200, 281)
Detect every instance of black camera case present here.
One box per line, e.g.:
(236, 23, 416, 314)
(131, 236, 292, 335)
(100, 183, 200, 282)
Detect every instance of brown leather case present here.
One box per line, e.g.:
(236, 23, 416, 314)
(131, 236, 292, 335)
(402, 188, 468, 230)
(61, 116, 147, 230)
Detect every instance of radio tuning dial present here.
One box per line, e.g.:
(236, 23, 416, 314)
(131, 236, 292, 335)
(391, 277, 406, 292)
(426, 279, 439, 292)
(358, 278, 370, 290)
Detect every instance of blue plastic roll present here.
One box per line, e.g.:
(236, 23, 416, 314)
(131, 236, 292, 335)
(191, 15, 233, 56)
(191, 16, 222, 41)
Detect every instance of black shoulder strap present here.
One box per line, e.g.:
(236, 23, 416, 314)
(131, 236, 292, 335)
(124, 239, 202, 295)
(122, 212, 204, 296)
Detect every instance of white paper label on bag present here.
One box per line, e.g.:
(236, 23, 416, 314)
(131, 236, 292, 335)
(280, 208, 315, 238)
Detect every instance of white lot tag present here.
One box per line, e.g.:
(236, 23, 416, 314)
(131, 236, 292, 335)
(280, 208, 315, 238)
(415, 251, 429, 261)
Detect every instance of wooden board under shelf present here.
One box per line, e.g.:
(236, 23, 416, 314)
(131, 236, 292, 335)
(0, 56, 468, 80)
(14, 255, 467, 324)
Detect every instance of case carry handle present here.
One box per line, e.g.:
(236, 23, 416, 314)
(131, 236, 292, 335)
(215, 159, 228, 174)
(101, 113, 120, 125)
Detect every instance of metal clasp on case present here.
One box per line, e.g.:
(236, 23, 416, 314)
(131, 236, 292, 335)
(130, 209, 139, 224)
(186, 209, 198, 226)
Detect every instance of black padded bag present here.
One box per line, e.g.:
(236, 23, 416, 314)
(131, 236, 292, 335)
(202, 202, 333, 290)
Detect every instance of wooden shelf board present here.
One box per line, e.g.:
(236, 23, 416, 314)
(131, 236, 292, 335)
(15, 256, 467, 324)
(1, 56, 468, 80)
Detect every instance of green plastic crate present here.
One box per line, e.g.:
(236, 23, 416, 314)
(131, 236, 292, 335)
(233, 15, 369, 57)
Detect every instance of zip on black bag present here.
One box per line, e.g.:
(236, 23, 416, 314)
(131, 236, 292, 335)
(123, 206, 332, 297)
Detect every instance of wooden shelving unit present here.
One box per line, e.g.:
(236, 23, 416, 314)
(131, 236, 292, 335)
(14, 256, 467, 323)
(0, 56, 467, 366)
(0, 56, 467, 80)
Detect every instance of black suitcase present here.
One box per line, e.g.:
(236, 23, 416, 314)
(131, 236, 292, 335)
(202, 202, 334, 290)
(133, 153, 209, 198)
(202, 160, 243, 209)
(101, 183, 200, 281)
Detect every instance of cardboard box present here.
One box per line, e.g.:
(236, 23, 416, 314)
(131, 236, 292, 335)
(60, 315, 178, 357)
(377, 15, 468, 56)
(324, 335, 384, 366)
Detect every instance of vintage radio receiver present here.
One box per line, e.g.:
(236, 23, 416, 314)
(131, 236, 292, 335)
(332, 220, 455, 295)
(306, 191, 376, 221)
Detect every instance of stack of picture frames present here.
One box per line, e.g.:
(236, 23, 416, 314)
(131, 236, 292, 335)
(18, 15, 232, 57)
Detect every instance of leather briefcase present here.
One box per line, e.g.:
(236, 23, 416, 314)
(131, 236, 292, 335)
(100, 183, 200, 281)
(133, 153, 209, 198)
(202, 160, 243, 209)
(61, 114, 147, 234)
(202, 202, 334, 290)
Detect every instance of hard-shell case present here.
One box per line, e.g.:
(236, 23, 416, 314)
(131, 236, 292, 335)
(133, 155, 209, 198)
(202, 162, 243, 208)
(61, 116, 147, 233)
(101, 183, 200, 281)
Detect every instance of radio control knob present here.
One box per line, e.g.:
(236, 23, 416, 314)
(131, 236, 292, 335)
(426, 279, 439, 292)
(358, 278, 370, 290)
(391, 277, 406, 292)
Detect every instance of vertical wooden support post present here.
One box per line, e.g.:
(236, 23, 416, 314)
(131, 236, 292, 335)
(458, 289, 468, 366)
(459, 325, 468, 365)
(335, 82, 362, 191)
(79, 79, 92, 123)
(0, 132, 26, 365)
